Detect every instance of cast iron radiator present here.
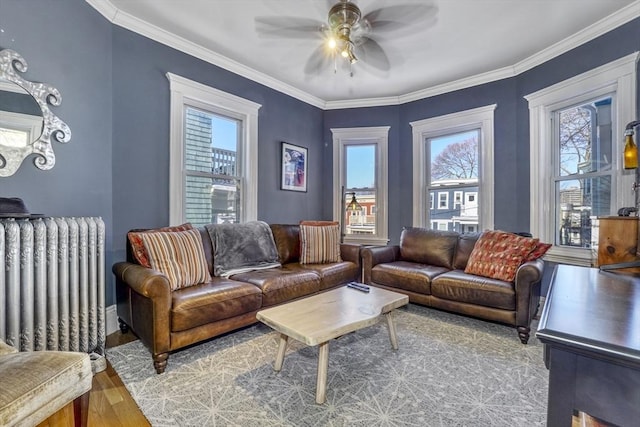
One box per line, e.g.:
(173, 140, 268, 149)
(0, 217, 106, 368)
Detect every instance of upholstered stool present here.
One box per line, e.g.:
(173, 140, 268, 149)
(0, 339, 93, 427)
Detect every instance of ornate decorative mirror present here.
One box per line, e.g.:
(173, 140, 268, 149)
(0, 49, 70, 177)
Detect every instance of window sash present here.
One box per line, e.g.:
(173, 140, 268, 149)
(525, 52, 637, 265)
(167, 73, 260, 225)
(411, 105, 496, 230)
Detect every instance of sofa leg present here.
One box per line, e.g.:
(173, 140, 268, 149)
(153, 353, 169, 374)
(118, 318, 129, 334)
(517, 326, 530, 344)
(73, 390, 90, 427)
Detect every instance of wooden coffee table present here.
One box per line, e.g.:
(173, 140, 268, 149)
(256, 285, 409, 404)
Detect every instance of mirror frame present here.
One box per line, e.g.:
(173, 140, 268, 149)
(0, 48, 71, 177)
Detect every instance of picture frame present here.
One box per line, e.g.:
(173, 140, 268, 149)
(281, 142, 307, 192)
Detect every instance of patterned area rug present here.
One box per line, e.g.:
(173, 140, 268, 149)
(107, 304, 548, 426)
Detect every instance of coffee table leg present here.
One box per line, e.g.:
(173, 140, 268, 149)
(316, 341, 329, 404)
(274, 333, 288, 371)
(386, 311, 399, 350)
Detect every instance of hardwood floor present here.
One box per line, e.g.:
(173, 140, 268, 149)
(36, 331, 150, 427)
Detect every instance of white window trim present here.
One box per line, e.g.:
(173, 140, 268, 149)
(167, 73, 260, 225)
(437, 192, 449, 209)
(454, 190, 463, 207)
(411, 104, 496, 229)
(525, 52, 638, 265)
(332, 126, 389, 245)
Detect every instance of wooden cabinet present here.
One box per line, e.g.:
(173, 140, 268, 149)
(595, 216, 640, 273)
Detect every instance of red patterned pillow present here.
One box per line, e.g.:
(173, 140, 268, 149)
(524, 242, 552, 262)
(128, 223, 193, 267)
(464, 230, 539, 282)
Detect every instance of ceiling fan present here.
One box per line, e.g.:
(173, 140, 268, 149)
(255, 0, 437, 76)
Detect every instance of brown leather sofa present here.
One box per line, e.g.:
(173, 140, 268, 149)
(113, 224, 361, 374)
(361, 228, 544, 344)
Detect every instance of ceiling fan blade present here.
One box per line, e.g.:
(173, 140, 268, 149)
(363, 4, 438, 33)
(357, 37, 390, 72)
(303, 44, 334, 75)
(255, 17, 325, 39)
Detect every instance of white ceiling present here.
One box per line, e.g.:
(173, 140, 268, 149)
(88, 0, 639, 108)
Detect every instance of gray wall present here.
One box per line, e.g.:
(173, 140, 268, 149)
(324, 18, 640, 246)
(2, 0, 639, 304)
(0, 1, 114, 295)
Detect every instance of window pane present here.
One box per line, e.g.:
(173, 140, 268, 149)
(558, 97, 612, 176)
(345, 144, 375, 236)
(185, 175, 239, 227)
(184, 107, 240, 226)
(430, 130, 479, 181)
(429, 186, 478, 233)
(556, 176, 611, 247)
(427, 129, 479, 232)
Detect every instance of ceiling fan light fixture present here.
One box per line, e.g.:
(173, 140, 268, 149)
(328, 1, 361, 30)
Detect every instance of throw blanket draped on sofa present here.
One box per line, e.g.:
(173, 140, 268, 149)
(206, 221, 281, 277)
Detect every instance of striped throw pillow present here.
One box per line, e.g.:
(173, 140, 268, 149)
(140, 228, 211, 290)
(128, 223, 193, 267)
(299, 221, 341, 264)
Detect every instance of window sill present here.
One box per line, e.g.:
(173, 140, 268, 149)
(344, 236, 390, 246)
(544, 246, 594, 267)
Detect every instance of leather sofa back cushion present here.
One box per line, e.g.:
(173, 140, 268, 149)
(400, 228, 458, 269)
(453, 232, 482, 270)
(269, 224, 301, 264)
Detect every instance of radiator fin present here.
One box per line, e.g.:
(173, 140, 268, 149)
(0, 217, 106, 358)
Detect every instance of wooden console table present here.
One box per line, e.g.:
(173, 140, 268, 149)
(536, 265, 640, 426)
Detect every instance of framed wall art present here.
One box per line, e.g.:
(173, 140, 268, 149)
(281, 142, 307, 192)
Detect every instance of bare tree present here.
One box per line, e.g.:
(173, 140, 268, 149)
(431, 137, 478, 180)
(559, 107, 591, 175)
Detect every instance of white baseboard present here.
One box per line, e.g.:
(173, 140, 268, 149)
(106, 304, 118, 336)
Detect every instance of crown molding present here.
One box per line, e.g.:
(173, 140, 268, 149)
(86, 0, 640, 110)
(85, 0, 326, 109)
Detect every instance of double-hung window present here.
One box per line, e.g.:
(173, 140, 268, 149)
(526, 53, 637, 265)
(167, 73, 260, 226)
(332, 126, 389, 245)
(411, 105, 496, 232)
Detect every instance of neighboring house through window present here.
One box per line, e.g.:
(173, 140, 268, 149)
(167, 73, 260, 226)
(332, 126, 389, 245)
(411, 105, 496, 232)
(526, 53, 637, 265)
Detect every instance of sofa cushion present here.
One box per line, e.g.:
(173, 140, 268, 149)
(299, 221, 341, 264)
(432, 270, 515, 310)
(294, 261, 360, 291)
(453, 232, 482, 270)
(464, 230, 539, 282)
(371, 261, 449, 295)
(206, 221, 281, 277)
(269, 224, 301, 264)
(400, 227, 458, 269)
(128, 223, 193, 267)
(171, 279, 263, 332)
(230, 268, 321, 307)
(141, 228, 211, 290)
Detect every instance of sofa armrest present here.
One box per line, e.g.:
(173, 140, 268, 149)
(361, 245, 401, 284)
(340, 243, 361, 266)
(514, 258, 545, 327)
(113, 262, 172, 299)
(112, 262, 172, 357)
